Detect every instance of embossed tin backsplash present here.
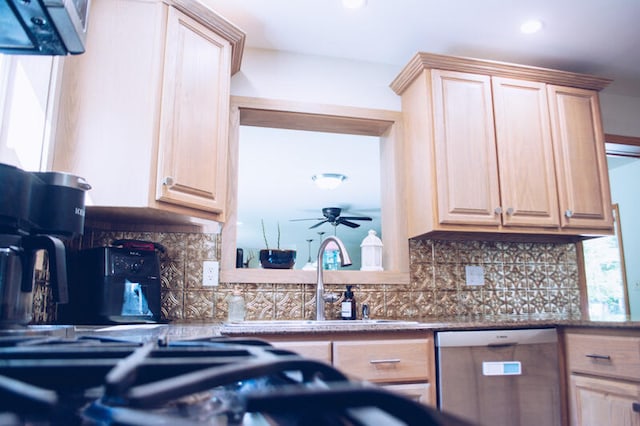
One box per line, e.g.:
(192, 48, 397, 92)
(35, 230, 581, 323)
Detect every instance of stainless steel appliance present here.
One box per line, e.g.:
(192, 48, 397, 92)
(0, 331, 470, 425)
(0, 0, 91, 55)
(436, 328, 561, 426)
(0, 163, 90, 327)
(62, 240, 164, 324)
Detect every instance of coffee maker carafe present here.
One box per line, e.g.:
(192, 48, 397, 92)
(0, 163, 91, 326)
(0, 234, 67, 325)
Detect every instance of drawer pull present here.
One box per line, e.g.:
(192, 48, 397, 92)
(585, 354, 611, 361)
(369, 358, 401, 365)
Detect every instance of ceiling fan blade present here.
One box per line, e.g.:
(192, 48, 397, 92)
(309, 219, 329, 229)
(290, 217, 325, 222)
(337, 218, 361, 228)
(339, 216, 372, 221)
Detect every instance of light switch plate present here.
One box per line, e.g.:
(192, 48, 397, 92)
(203, 261, 219, 286)
(465, 265, 484, 286)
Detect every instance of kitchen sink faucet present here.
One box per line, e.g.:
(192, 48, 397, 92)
(315, 236, 352, 321)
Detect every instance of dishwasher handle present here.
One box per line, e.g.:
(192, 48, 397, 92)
(487, 343, 518, 348)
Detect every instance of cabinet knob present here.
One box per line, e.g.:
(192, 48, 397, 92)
(494, 207, 503, 215)
(505, 207, 514, 216)
(162, 176, 175, 186)
(565, 209, 573, 218)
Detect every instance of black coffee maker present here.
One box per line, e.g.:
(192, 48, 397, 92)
(62, 239, 164, 324)
(0, 163, 91, 326)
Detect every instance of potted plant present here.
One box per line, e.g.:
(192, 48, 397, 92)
(259, 220, 296, 269)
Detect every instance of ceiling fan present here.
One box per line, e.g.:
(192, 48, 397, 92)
(291, 207, 372, 229)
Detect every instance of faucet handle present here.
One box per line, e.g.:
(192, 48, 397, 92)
(362, 304, 370, 320)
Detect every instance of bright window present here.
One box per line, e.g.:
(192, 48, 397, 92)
(0, 53, 58, 171)
(583, 204, 629, 318)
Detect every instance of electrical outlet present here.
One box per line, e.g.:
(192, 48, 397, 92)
(465, 265, 485, 286)
(203, 261, 219, 286)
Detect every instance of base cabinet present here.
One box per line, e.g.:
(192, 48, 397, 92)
(258, 333, 436, 406)
(564, 328, 640, 426)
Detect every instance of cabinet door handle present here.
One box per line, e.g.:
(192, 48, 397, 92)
(505, 207, 514, 216)
(369, 358, 401, 365)
(565, 209, 574, 218)
(162, 176, 175, 186)
(585, 353, 611, 361)
(632, 402, 640, 413)
(494, 207, 503, 215)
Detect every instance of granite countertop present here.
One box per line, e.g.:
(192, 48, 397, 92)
(70, 314, 639, 341)
(216, 314, 640, 336)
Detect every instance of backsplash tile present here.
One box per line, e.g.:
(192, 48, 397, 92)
(33, 229, 582, 324)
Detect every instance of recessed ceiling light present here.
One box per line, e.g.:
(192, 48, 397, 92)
(342, 0, 367, 10)
(312, 173, 347, 190)
(520, 19, 543, 34)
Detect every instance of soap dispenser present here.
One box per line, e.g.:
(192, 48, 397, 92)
(341, 285, 356, 320)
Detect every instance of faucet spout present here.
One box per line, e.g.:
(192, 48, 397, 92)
(315, 236, 352, 321)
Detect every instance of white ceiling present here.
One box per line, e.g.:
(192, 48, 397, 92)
(204, 0, 640, 95)
(205, 0, 640, 268)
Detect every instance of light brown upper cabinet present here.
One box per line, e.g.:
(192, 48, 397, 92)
(391, 52, 614, 239)
(547, 85, 613, 230)
(52, 0, 244, 224)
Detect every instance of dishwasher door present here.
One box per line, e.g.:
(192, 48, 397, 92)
(436, 328, 561, 426)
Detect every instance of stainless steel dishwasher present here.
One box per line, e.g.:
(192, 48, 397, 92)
(436, 328, 561, 426)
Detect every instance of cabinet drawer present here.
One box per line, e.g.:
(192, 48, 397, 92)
(383, 383, 433, 406)
(566, 333, 640, 381)
(269, 341, 332, 364)
(333, 339, 431, 383)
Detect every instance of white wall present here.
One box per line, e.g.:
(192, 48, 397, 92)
(230, 48, 401, 110)
(600, 90, 640, 136)
(234, 48, 640, 137)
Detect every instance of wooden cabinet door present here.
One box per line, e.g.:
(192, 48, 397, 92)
(431, 70, 501, 226)
(492, 77, 560, 227)
(156, 7, 231, 213)
(570, 374, 640, 426)
(547, 85, 613, 230)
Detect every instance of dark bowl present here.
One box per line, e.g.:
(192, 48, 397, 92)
(259, 249, 296, 269)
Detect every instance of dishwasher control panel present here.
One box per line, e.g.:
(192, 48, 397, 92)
(482, 361, 522, 376)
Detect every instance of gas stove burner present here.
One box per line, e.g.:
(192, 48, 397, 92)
(0, 335, 469, 425)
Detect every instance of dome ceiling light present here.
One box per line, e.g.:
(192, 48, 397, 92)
(520, 19, 543, 34)
(312, 173, 347, 190)
(342, 0, 367, 10)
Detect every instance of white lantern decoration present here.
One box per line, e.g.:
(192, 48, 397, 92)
(360, 229, 383, 271)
